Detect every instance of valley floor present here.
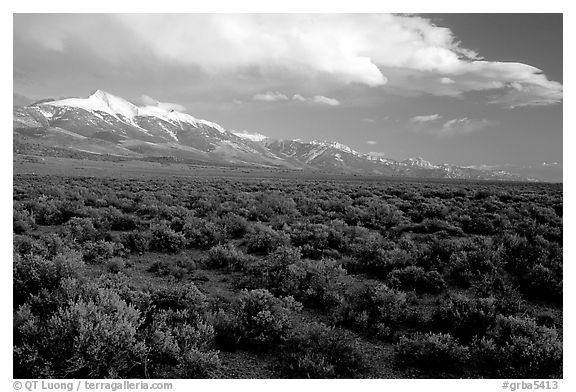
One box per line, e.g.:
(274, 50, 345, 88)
(12, 162, 563, 379)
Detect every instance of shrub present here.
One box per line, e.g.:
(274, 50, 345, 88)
(420, 270, 447, 294)
(106, 257, 125, 273)
(470, 315, 562, 378)
(177, 349, 221, 378)
(13, 251, 85, 306)
(182, 217, 223, 249)
(413, 236, 459, 271)
(61, 217, 100, 244)
(218, 213, 249, 239)
(210, 310, 242, 352)
(213, 289, 302, 351)
(37, 233, 66, 259)
(521, 263, 562, 304)
(333, 284, 407, 339)
(472, 275, 525, 315)
(241, 246, 301, 294)
(249, 191, 297, 222)
(82, 241, 115, 264)
(448, 246, 502, 288)
(285, 259, 347, 309)
(388, 266, 447, 295)
(245, 224, 289, 255)
(149, 226, 186, 254)
(242, 246, 346, 309)
(395, 332, 470, 376)
(360, 200, 404, 231)
(120, 230, 152, 253)
(145, 309, 220, 378)
(282, 322, 365, 378)
(148, 260, 187, 281)
(106, 208, 140, 231)
(206, 243, 255, 271)
(362, 247, 413, 279)
(13, 209, 36, 234)
(429, 294, 498, 344)
(14, 234, 70, 261)
(461, 213, 500, 235)
(349, 230, 388, 265)
(28, 197, 64, 225)
(289, 223, 331, 259)
(14, 285, 145, 378)
(150, 283, 209, 320)
(13, 235, 48, 258)
(175, 257, 197, 273)
(500, 233, 563, 304)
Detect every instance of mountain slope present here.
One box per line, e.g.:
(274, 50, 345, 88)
(17, 90, 292, 168)
(13, 90, 536, 181)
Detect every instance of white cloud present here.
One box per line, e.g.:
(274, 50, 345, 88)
(253, 91, 289, 102)
(139, 95, 186, 112)
(292, 94, 340, 106)
(366, 140, 377, 145)
(253, 92, 340, 106)
(408, 115, 493, 137)
(311, 96, 340, 106)
(410, 114, 442, 123)
(437, 117, 492, 136)
(17, 14, 562, 107)
(117, 14, 562, 106)
(489, 80, 563, 108)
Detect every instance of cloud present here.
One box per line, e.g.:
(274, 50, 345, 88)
(253, 92, 340, 106)
(292, 94, 340, 106)
(311, 96, 340, 106)
(14, 14, 562, 107)
(253, 91, 289, 102)
(488, 81, 564, 108)
(139, 95, 186, 112)
(366, 140, 377, 145)
(408, 115, 493, 136)
(436, 117, 493, 136)
(410, 114, 442, 123)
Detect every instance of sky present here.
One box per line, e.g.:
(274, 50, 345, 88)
(13, 13, 563, 166)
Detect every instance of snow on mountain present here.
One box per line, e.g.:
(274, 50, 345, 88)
(401, 157, 439, 169)
(14, 89, 537, 182)
(46, 90, 139, 122)
(310, 140, 360, 156)
(137, 105, 226, 133)
(44, 90, 226, 133)
(232, 130, 269, 142)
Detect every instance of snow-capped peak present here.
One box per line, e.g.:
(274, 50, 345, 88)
(310, 140, 359, 155)
(401, 157, 439, 169)
(41, 90, 226, 133)
(232, 130, 268, 142)
(137, 105, 226, 133)
(45, 90, 140, 121)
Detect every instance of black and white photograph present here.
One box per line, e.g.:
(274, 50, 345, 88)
(8, 3, 569, 387)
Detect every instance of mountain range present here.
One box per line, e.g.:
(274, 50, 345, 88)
(13, 90, 539, 181)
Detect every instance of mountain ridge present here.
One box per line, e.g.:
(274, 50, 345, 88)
(13, 90, 538, 182)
